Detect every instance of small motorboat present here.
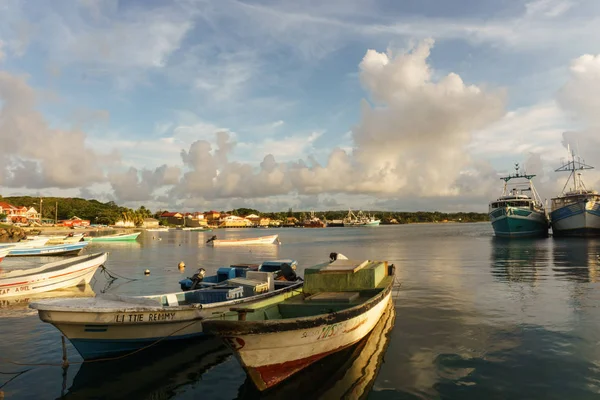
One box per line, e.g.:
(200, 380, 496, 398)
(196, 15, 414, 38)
(206, 234, 280, 246)
(84, 232, 141, 242)
(0, 252, 107, 298)
(6, 241, 89, 257)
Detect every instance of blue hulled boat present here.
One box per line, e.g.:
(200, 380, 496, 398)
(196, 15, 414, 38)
(488, 164, 549, 238)
(7, 241, 89, 257)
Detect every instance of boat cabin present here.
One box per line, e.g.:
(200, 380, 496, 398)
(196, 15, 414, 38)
(551, 190, 600, 210)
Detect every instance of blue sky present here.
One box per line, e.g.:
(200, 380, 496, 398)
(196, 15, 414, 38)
(1, 0, 600, 212)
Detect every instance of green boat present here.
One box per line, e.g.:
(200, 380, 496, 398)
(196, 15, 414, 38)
(488, 164, 549, 238)
(84, 232, 141, 242)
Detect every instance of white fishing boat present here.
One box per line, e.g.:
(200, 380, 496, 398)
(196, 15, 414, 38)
(33, 233, 85, 245)
(488, 163, 549, 238)
(0, 237, 50, 250)
(30, 270, 303, 360)
(343, 210, 380, 227)
(550, 149, 600, 237)
(0, 252, 107, 299)
(206, 234, 280, 247)
(202, 258, 396, 391)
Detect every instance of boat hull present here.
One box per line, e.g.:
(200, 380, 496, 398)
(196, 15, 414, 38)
(489, 208, 548, 238)
(6, 242, 89, 257)
(0, 253, 106, 298)
(550, 200, 600, 237)
(205, 287, 393, 391)
(87, 232, 141, 242)
(32, 282, 302, 360)
(209, 235, 279, 246)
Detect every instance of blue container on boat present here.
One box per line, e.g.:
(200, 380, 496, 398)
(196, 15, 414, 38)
(194, 286, 244, 304)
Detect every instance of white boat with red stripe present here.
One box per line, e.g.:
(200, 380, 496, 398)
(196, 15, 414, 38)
(202, 257, 396, 391)
(0, 252, 107, 298)
(206, 234, 280, 246)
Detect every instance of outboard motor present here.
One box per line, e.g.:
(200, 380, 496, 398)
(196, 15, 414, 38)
(206, 235, 217, 244)
(189, 268, 206, 290)
(280, 263, 298, 281)
(179, 268, 206, 291)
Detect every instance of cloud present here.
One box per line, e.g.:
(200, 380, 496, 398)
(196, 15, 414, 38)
(109, 165, 181, 202)
(0, 70, 116, 189)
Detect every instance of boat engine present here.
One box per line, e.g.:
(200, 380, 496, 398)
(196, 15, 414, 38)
(329, 252, 349, 262)
(179, 268, 206, 291)
(280, 263, 298, 281)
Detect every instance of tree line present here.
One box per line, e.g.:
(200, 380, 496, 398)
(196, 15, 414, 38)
(0, 197, 488, 226)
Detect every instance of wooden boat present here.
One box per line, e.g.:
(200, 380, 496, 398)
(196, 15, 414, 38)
(6, 241, 89, 257)
(179, 259, 298, 291)
(201, 258, 396, 391)
(0, 252, 107, 299)
(238, 297, 395, 399)
(29, 270, 303, 360)
(84, 232, 141, 242)
(0, 284, 95, 310)
(206, 234, 280, 246)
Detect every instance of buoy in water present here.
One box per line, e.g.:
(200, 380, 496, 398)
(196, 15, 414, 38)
(178, 261, 185, 270)
(144, 269, 150, 275)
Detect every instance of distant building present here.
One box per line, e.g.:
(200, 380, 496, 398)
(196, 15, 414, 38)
(59, 216, 90, 227)
(160, 211, 183, 225)
(219, 215, 253, 228)
(142, 218, 160, 228)
(114, 220, 135, 227)
(0, 202, 31, 223)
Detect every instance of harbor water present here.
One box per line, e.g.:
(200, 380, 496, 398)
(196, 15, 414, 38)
(1, 223, 600, 399)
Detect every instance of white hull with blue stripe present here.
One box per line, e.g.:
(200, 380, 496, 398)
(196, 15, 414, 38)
(30, 275, 302, 360)
(6, 242, 89, 257)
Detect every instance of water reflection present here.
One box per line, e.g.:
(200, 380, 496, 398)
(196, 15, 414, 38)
(552, 238, 600, 282)
(237, 299, 395, 400)
(61, 337, 231, 399)
(490, 238, 551, 284)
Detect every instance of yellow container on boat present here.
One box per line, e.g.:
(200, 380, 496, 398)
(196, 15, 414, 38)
(227, 278, 270, 297)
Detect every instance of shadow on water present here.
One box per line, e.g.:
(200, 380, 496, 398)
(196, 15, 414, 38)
(489, 237, 551, 284)
(237, 300, 396, 400)
(60, 337, 231, 400)
(552, 238, 600, 282)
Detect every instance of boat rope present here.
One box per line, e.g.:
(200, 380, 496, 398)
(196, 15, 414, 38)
(0, 368, 31, 389)
(98, 265, 139, 282)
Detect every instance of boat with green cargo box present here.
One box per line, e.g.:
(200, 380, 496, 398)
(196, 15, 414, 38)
(201, 256, 396, 391)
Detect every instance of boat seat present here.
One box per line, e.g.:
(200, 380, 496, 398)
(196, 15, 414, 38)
(166, 294, 179, 306)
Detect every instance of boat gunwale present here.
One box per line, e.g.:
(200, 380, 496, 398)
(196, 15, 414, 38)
(202, 272, 395, 335)
(1, 252, 107, 279)
(29, 280, 303, 314)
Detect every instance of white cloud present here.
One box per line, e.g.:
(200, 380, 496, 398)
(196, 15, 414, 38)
(0, 70, 116, 189)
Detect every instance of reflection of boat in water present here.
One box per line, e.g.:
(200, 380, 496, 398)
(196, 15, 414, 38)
(62, 337, 231, 400)
(550, 150, 600, 237)
(237, 298, 395, 400)
(552, 238, 600, 282)
(490, 238, 549, 284)
(488, 164, 549, 238)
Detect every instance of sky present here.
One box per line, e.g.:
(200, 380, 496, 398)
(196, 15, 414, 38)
(1, 0, 600, 213)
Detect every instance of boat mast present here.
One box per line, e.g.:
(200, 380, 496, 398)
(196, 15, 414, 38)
(555, 147, 593, 194)
(499, 163, 542, 205)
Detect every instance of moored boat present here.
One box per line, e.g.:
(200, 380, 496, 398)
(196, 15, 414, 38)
(0, 252, 106, 298)
(488, 164, 549, 238)
(6, 241, 89, 257)
(146, 227, 170, 232)
(0, 237, 50, 250)
(84, 232, 141, 242)
(206, 234, 280, 246)
(550, 150, 600, 237)
(29, 269, 303, 360)
(201, 257, 396, 391)
(0, 247, 12, 263)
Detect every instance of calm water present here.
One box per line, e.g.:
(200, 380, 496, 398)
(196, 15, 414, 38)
(2, 224, 600, 399)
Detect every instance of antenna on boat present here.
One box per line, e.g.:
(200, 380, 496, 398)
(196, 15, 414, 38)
(555, 143, 593, 194)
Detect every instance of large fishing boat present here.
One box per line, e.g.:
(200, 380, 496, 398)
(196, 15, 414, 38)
(488, 164, 549, 238)
(550, 150, 600, 237)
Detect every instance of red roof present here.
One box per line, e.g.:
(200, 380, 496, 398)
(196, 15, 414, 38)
(161, 212, 180, 217)
(0, 202, 25, 211)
